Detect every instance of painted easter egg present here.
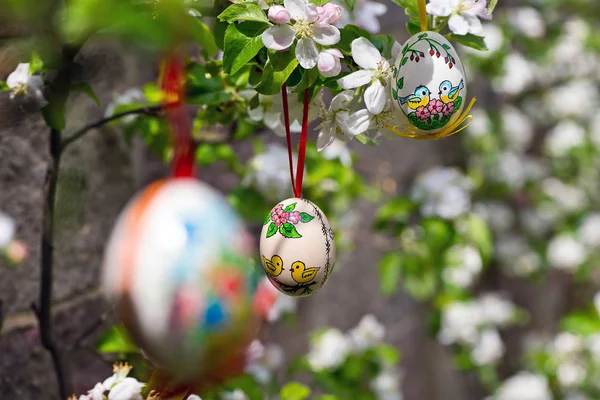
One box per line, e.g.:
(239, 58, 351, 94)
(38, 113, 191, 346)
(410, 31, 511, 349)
(260, 198, 336, 297)
(391, 31, 467, 134)
(101, 178, 264, 380)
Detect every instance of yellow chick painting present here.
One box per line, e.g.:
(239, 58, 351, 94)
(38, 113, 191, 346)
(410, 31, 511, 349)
(400, 86, 430, 109)
(262, 255, 283, 277)
(438, 79, 464, 104)
(290, 261, 320, 284)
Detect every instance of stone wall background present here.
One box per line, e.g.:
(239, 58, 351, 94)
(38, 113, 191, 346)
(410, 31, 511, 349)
(0, 6, 568, 400)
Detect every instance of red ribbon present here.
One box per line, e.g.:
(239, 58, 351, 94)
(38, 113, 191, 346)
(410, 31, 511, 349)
(160, 53, 196, 179)
(281, 86, 310, 199)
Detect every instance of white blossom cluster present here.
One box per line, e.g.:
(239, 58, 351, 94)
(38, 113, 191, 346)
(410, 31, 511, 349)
(0, 211, 27, 264)
(411, 167, 473, 220)
(438, 293, 517, 366)
(306, 314, 403, 400)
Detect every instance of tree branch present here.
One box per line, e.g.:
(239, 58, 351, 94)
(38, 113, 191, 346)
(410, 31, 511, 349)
(60, 105, 164, 151)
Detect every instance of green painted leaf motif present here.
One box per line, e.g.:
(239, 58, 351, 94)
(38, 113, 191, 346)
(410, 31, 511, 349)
(402, 44, 408, 54)
(418, 33, 427, 39)
(264, 212, 271, 225)
(284, 203, 296, 212)
(299, 212, 314, 223)
(401, 57, 408, 66)
(280, 223, 302, 238)
(442, 43, 451, 50)
(266, 222, 277, 238)
(397, 76, 404, 89)
(392, 89, 397, 100)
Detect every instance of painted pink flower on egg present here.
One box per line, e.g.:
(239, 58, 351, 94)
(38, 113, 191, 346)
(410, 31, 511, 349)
(428, 99, 443, 115)
(416, 106, 431, 120)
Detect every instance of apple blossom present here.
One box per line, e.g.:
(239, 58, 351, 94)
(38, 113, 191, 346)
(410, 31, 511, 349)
(426, 0, 492, 36)
(7, 63, 47, 107)
(337, 38, 392, 115)
(262, 0, 341, 71)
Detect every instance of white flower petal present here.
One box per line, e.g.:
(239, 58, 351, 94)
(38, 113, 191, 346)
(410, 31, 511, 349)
(7, 63, 30, 88)
(317, 128, 336, 151)
(391, 41, 402, 60)
(322, 48, 343, 58)
(330, 90, 354, 111)
(342, 109, 370, 135)
(296, 38, 319, 69)
(268, 5, 291, 24)
(426, 0, 454, 16)
(312, 23, 340, 46)
(448, 14, 470, 35)
(284, 0, 318, 22)
(262, 25, 295, 51)
(364, 80, 386, 114)
(0, 212, 15, 248)
(351, 37, 382, 69)
(464, 13, 483, 35)
(317, 52, 341, 77)
(364, 1, 387, 15)
(337, 70, 372, 89)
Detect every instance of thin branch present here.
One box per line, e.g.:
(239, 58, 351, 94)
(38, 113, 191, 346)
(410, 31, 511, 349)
(60, 105, 164, 150)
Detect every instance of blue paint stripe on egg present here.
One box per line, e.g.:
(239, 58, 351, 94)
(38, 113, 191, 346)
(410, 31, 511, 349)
(204, 299, 229, 329)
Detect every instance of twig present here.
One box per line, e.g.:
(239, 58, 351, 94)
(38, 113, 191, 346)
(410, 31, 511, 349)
(34, 125, 71, 400)
(60, 105, 164, 150)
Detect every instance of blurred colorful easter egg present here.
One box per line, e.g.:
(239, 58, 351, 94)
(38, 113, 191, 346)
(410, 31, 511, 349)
(259, 198, 336, 297)
(101, 178, 263, 380)
(391, 31, 467, 134)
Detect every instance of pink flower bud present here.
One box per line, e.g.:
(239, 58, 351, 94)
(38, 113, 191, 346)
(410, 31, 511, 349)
(317, 3, 343, 24)
(5, 240, 27, 263)
(268, 5, 291, 24)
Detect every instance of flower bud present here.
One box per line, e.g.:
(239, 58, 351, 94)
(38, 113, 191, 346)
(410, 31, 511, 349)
(268, 5, 291, 24)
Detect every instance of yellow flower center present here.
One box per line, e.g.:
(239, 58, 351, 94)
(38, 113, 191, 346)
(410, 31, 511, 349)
(292, 19, 314, 39)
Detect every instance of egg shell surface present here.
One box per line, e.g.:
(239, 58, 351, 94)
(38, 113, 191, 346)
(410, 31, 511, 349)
(101, 178, 262, 380)
(259, 198, 336, 297)
(392, 31, 467, 134)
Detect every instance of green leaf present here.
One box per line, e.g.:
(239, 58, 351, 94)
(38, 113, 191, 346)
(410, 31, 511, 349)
(189, 18, 219, 57)
(186, 63, 230, 105)
(344, 0, 356, 11)
(96, 325, 139, 354)
(299, 212, 314, 222)
(406, 20, 421, 36)
(284, 203, 296, 212)
(214, 19, 228, 50)
(291, 66, 318, 92)
(0, 81, 9, 92)
(374, 344, 401, 366)
(223, 22, 265, 74)
(30, 51, 43, 74)
(41, 101, 66, 131)
(372, 34, 396, 59)
(397, 76, 404, 89)
(373, 198, 416, 232)
(487, 0, 498, 15)
(280, 223, 302, 238)
(378, 252, 402, 296)
(281, 382, 311, 400)
(561, 312, 600, 336)
(218, 3, 269, 24)
(264, 212, 272, 225)
(223, 22, 266, 75)
(461, 213, 493, 263)
(309, 0, 328, 5)
(266, 222, 278, 238)
(72, 82, 100, 106)
(338, 24, 372, 55)
(391, 0, 419, 16)
(255, 50, 299, 95)
(446, 33, 488, 51)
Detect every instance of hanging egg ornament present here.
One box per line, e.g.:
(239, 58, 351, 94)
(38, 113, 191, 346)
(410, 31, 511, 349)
(391, 31, 467, 136)
(101, 178, 264, 380)
(260, 198, 336, 297)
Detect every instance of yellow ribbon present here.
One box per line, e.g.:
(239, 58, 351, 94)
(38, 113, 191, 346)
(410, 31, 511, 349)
(384, 97, 477, 140)
(418, 0, 428, 32)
